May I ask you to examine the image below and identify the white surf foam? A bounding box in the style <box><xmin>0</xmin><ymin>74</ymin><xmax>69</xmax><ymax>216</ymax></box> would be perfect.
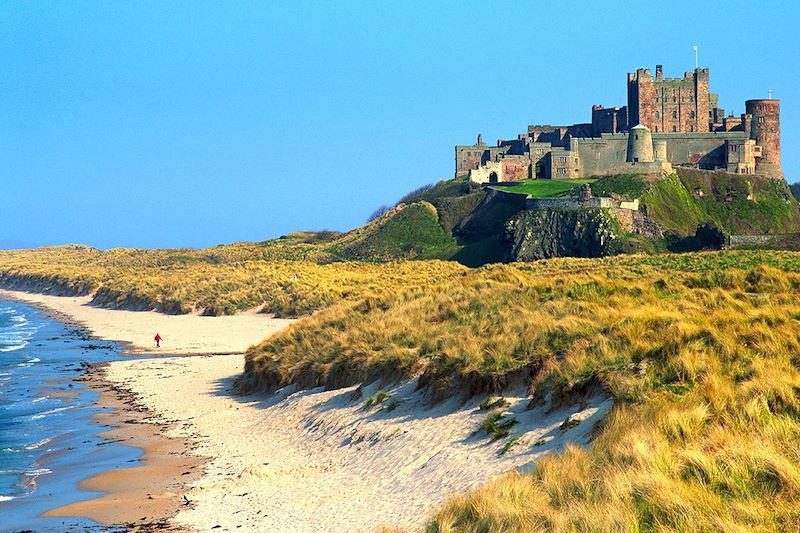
<box><xmin>0</xmin><ymin>343</ymin><xmax>27</xmax><ymax>353</ymax></box>
<box><xmin>24</xmin><ymin>437</ymin><xmax>53</xmax><ymax>450</ymax></box>
<box><xmin>31</xmin><ymin>406</ymin><xmax>74</xmax><ymax>420</ymax></box>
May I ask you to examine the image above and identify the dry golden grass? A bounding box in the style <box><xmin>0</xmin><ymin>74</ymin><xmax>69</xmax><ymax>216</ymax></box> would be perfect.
<box><xmin>4</xmin><ymin>242</ymin><xmax>800</xmax><ymax>529</ymax></box>
<box><xmin>0</xmin><ymin>243</ymin><xmax>465</xmax><ymax>316</ymax></box>
<box><xmin>237</xmin><ymin>251</ymin><xmax>800</xmax><ymax>531</ymax></box>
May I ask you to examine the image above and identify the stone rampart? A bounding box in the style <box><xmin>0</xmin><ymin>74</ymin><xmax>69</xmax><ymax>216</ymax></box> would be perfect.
<box><xmin>525</xmin><ymin>197</ymin><xmax>614</xmax><ymax>210</ymax></box>
<box><xmin>726</xmin><ymin>234</ymin><xmax>786</xmax><ymax>248</ymax></box>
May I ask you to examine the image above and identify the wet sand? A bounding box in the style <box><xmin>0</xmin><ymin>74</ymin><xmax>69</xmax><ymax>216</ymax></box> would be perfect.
<box><xmin>44</xmin><ymin>363</ymin><xmax>206</xmax><ymax>530</ymax></box>
<box><xmin>4</xmin><ymin>289</ymin><xmax>611</xmax><ymax>532</ymax></box>
<box><xmin>0</xmin><ymin>289</ymin><xmax>294</xmax><ymax>530</ymax></box>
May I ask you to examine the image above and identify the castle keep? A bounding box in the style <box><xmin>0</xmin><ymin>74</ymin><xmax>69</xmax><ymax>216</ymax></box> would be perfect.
<box><xmin>456</xmin><ymin>65</ymin><xmax>783</xmax><ymax>182</ymax></box>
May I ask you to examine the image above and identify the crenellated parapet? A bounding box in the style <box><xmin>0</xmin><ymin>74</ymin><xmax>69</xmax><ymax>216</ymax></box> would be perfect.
<box><xmin>456</xmin><ymin>64</ymin><xmax>784</xmax><ymax>181</ymax></box>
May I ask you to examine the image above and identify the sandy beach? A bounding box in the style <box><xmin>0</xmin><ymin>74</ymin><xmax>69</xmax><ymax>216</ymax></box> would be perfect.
<box><xmin>2</xmin><ymin>289</ymin><xmax>611</xmax><ymax>532</ymax></box>
<box><xmin>0</xmin><ymin>289</ymin><xmax>292</xmax><ymax>355</ymax></box>
<box><xmin>103</xmin><ymin>355</ymin><xmax>610</xmax><ymax>532</ymax></box>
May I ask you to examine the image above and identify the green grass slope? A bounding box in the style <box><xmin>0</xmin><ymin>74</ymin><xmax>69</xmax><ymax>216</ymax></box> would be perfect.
<box><xmin>589</xmin><ymin>169</ymin><xmax>800</xmax><ymax>237</ymax></box>
<box><xmin>328</xmin><ymin>202</ymin><xmax>460</xmax><ymax>261</ymax></box>
<box><xmin>493</xmin><ymin>178</ymin><xmax>596</xmax><ymax>198</ymax></box>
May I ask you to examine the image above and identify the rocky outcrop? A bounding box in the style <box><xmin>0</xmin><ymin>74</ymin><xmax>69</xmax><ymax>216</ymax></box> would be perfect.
<box><xmin>503</xmin><ymin>208</ymin><xmax>616</xmax><ymax>262</ymax></box>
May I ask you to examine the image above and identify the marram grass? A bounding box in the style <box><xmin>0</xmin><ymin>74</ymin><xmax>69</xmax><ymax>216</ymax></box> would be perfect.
<box><xmin>238</xmin><ymin>251</ymin><xmax>800</xmax><ymax>531</ymax></box>
<box><xmin>0</xmin><ymin>243</ymin><xmax>465</xmax><ymax>317</ymax></box>
<box><xmin>3</xmin><ymin>244</ymin><xmax>800</xmax><ymax>530</ymax></box>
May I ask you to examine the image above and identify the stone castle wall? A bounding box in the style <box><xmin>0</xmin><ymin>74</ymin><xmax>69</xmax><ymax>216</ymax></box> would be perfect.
<box><xmin>627</xmin><ymin>67</ymin><xmax>709</xmax><ymax>133</ymax></box>
<box><xmin>525</xmin><ymin>197</ymin><xmax>614</xmax><ymax>210</ymax></box>
<box><xmin>456</xmin><ymin>64</ymin><xmax>783</xmax><ymax>180</ymax></box>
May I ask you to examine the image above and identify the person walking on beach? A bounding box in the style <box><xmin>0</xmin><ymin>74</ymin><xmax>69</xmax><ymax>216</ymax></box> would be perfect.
<box><xmin>154</xmin><ymin>333</ymin><xmax>162</xmax><ymax>348</ymax></box>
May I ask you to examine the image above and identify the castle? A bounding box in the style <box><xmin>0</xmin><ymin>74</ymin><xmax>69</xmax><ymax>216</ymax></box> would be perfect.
<box><xmin>456</xmin><ymin>64</ymin><xmax>783</xmax><ymax>182</ymax></box>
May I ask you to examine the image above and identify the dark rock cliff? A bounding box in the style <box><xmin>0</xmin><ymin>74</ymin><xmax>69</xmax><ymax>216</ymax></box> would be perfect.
<box><xmin>503</xmin><ymin>208</ymin><xmax>616</xmax><ymax>262</ymax></box>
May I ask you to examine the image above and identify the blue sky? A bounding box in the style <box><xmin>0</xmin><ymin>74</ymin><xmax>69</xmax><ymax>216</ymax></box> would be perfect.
<box><xmin>2</xmin><ymin>1</ymin><xmax>798</xmax><ymax>249</ymax></box>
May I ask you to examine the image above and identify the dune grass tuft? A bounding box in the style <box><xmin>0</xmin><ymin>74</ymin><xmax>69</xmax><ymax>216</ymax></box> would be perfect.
<box><xmin>232</xmin><ymin>250</ymin><xmax>800</xmax><ymax>531</ymax></box>
<box><xmin>481</xmin><ymin>412</ymin><xmax>519</xmax><ymax>441</ymax></box>
<box><xmin>4</xmin><ymin>244</ymin><xmax>800</xmax><ymax>529</ymax></box>
<box><xmin>362</xmin><ymin>390</ymin><xmax>390</xmax><ymax>410</ymax></box>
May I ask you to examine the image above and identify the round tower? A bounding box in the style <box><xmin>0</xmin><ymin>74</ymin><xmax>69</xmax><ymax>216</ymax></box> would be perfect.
<box><xmin>745</xmin><ymin>99</ymin><xmax>783</xmax><ymax>179</ymax></box>
<box><xmin>627</xmin><ymin>124</ymin><xmax>654</xmax><ymax>163</ymax></box>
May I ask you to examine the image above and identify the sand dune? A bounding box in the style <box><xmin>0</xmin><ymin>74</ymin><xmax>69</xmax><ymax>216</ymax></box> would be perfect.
<box><xmin>106</xmin><ymin>354</ymin><xmax>611</xmax><ymax>532</ymax></box>
<box><xmin>3</xmin><ymin>289</ymin><xmax>612</xmax><ymax>531</ymax></box>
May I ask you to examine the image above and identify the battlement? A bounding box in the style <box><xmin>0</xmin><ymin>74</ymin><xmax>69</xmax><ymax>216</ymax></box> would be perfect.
<box><xmin>456</xmin><ymin>63</ymin><xmax>783</xmax><ymax>180</ymax></box>
<box><xmin>628</xmin><ymin>66</ymin><xmax>709</xmax><ymax>82</ymax></box>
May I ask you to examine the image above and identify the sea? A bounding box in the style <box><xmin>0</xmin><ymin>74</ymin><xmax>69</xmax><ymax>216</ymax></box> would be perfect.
<box><xmin>0</xmin><ymin>298</ymin><xmax>138</xmax><ymax>532</ymax></box>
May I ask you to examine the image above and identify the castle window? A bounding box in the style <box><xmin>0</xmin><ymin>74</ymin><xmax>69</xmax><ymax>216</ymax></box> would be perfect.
<box><xmin>690</xmin><ymin>111</ymin><xmax>695</xmax><ymax>119</ymax></box>
<box><xmin>655</xmin><ymin>97</ymin><xmax>659</xmax><ymax>103</ymax></box>
<box><xmin>672</xmin><ymin>126</ymin><xmax>677</xmax><ymax>132</ymax></box>
<box><xmin>690</xmin><ymin>126</ymin><xmax>694</xmax><ymax>132</ymax></box>
<box><xmin>672</xmin><ymin>111</ymin><xmax>677</xmax><ymax>119</ymax></box>
<box><xmin>557</xmin><ymin>168</ymin><xmax>567</xmax><ymax>175</ymax></box>
<box><xmin>673</xmin><ymin>96</ymin><xmax>677</xmax><ymax>103</ymax></box>
<box><xmin>559</xmin><ymin>156</ymin><xmax>566</xmax><ymax>163</ymax></box>
<box><xmin>655</xmin><ymin>111</ymin><xmax>660</xmax><ymax>120</ymax></box>
<box><xmin>758</xmin><ymin>117</ymin><xmax>765</xmax><ymax>124</ymax></box>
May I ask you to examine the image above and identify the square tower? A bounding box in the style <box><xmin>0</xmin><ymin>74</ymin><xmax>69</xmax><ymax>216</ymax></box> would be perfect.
<box><xmin>627</xmin><ymin>66</ymin><xmax>710</xmax><ymax>133</ymax></box>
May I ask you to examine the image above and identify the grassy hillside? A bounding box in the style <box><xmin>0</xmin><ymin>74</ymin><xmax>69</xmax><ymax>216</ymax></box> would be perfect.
<box><xmin>328</xmin><ymin>202</ymin><xmax>460</xmax><ymax>261</ymax></box>
<box><xmin>237</xmin><ymin>250</ymin><xmax>800</xmax><ymax>531</ymax></box>
<box><xmin>333</xmin><ymin>170</ymin><xmax>799</xmax><ymax>266</ymax></box>
<box><xmin>0</xmin><ymin>245</ymin><xmax>464</xmax><ymax>316</ymax></box>
<box><xmin>398</xmin><ymin>176</ymin><xmax>473</xmax><ymax>205</ymax></box>
<box><xmin>4</xmin><ymin>172</ymin><xmax>797</xmax><ymax>317</ymax></box>
<box><xmin>590</xmin><ymin>169</ymin><xmax>800</xmax><ymax>237</ymax></box>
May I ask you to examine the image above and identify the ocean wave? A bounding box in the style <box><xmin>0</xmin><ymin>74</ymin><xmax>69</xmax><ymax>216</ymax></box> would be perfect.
<box><xmin>27</xmin><ymin>357</ymin><xmax>40</xmax><ymax>363</ymax></box>
<box><xmin>0</xmin><ymin>495</ymin><xmax>16</xmax><ymax>502</ymax></box>
<box><xmin>31</xmin><ymin>406</ymin><xmax>74</xmax><ymax>420</ymax></box>
<box><xmin>0</xmin><ymin>343</ymin><xmax>27</xmax><ymax>353</ymax></box>
<box><xmin>24</xmin><ymin>468</ymin><xmax>52</xmax><ymax>476</ymax></box>
<box><xmin>20</xmin><ymin>468</ymin><xmax>52</xmax><ymax>490</ymax></box>
<box><xmin>0</xmin><ymin>325</ymin><xmax>35</xmax><ymax>351</ymax></box>
<box><xmin>24</xmin><ymin>437</ymin><xmax>53</xmax><ymax>450</ymax></box>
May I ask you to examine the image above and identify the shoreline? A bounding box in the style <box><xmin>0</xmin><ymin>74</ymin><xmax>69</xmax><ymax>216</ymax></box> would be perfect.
<box><xmin>2</xmin><ymin>288</ymin><xmax>611</xmax><ymax>532</ymax></box>
<box><xmin>0</xmin><ymin>288</ymin><xmax>294</xmax><ymax>530</ymax></box>
<box><xmin>44</xmin><ymin>361</ymin><xmax>207</xmax><ymax>529</ymax></box>
<box><xmin>0</xmin><ymin>289</ymin><xmax>294</xmax><ymax>356</ymax></box>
